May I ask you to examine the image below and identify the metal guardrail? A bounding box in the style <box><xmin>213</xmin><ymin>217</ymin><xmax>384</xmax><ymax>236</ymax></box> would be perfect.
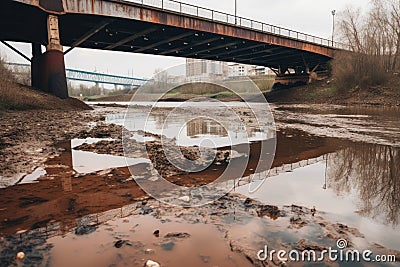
<box><xmin>126</xmin><ymin>0</ymin><xmax>349</xmax><ymax>50</ymax></box>
<box><xmin>65</xmin><ymin>69</ymin><xmax>148</xmax><ymax>86</ymax></box>
<box><xmin>4</xmin><ymin>63</ymin><xmax>149</xmax><ymax>86</ymax></box>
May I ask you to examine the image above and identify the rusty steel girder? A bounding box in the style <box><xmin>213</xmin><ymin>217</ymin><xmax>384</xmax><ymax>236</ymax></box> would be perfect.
<box><xmin>13</xmin><ymin>0</ymin><xmax>336</xmax><ymax>59</ymax></box>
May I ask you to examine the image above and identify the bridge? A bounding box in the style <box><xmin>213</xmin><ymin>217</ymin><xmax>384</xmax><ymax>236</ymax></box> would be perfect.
<box><xmin>0</xmin><ymin>0</ymin><xmax>343</xmax><ymax>98</ymax></box>
<box><xmin>5</xmin><ymin>63</ymin><xmax>148</xmax><ymax>87</ymax></box>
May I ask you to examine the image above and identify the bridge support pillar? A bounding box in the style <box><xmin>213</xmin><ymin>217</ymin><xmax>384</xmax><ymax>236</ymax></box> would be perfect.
<box><xmin>31</xmin><ymin>15</ymin><xmax>68</xmax><ymax>99</ymax></box>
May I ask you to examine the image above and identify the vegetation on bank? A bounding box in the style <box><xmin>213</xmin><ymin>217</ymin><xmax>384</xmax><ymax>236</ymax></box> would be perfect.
<box><xmin>0</xmin><ymin>59</ymin><xmax>90</xmax><ymax>111</ymax></box>
<box><xmin>332</xmin><ymin>0</ymin><xmax>400</xmax><ymax>91</ymax></box>
<box><xmin>266</xmin><ymin>75</ymin><xmax>400</xmax><ymax>106</ymax></box>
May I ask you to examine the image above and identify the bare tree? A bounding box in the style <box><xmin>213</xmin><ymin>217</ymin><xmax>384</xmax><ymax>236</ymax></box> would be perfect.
<box><xmin>333</xmin><ymin>0</ymin><xmax>400</xmax><ymax>89</ymax></box>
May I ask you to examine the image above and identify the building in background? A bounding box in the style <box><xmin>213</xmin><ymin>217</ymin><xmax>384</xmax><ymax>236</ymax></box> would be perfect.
<box><xmin>186</xmin><ymin>59</ymin><xmax>275</xmax><ymax>80</ymax></box>
<box><xmin>186</xmin><ymin>58</ymin><xmax>228</xmax><ymax>81</ymax></box>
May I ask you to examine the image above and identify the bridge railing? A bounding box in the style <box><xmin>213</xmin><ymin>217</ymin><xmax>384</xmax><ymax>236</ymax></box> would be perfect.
<box><xmin>4</xmin><ymin>63</ymin><xmax>149</xmax><ymax>87</ymax></box>
<box><xmin>127</xmin><ymin>0</ymin><xmax>350</xmax><ymax>50</ymax></box>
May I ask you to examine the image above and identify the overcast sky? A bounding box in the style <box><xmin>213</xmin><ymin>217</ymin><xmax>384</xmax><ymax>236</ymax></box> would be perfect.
<box><xmin>0</xmin><ymin>0</ymin><xmax>368</xmax><ymax>79</ymax></box>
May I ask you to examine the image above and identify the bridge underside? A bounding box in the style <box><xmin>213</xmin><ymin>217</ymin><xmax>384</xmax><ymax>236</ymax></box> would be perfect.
<box><xmin>0</xmin><ymin>0</ymin><xmax>334</xmax><ymax>98</ymax></box>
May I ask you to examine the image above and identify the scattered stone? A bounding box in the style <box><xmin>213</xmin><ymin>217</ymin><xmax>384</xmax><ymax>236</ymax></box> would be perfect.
<box><xmin>16</xmin><ymin>229</ymin><xmax>28</xmax><ymax>235</ymax></box>
<box><xmin>243</xmin><ymin>198</ymin><xmax>254</xmax><ymax>207</ymax></box>
<box><xmin>141</xmin><ymin>206</ymin><xmax>154</xmax><ymax>215</ymax></box>
<box><xmin>311</xmin><ymin>206</ymin><xmax>316</xmax><ymax>216</ymax></box>
<box><xmin>144</xmin><ymin>260</ymin><xmax>160</xmax><ymax>267</ymax></box>
<box><xmin>16</xmin><ymin>252</ymin><xmax>25</xmax><ymax>260</ymax></box>
<box><xmin>153</xmin><ymin>230</ymin><xmax>160</xmax><ymax>237</ymax></box>
<box><xmin>178</xmin><ymin>196</ymin><xmax>190</xmax><ymax>202</ymax></box>
<box><xmin>75</xmin><ymin>225</ymin><xmax>97</xmax><ymax>235</ymax></box>
<box><xmin>289</xmin><ymin>216</ymin><xmax>307</xmax><ymax>229</ymax></box>
<box><xmin>257</xmin><ymin>205</ymin><xmax>281</xmax><ymax>219</ymax></box>
<box><xmin>114</xmin><ymin>240</ymin><xmax>130</xmax><ymax>248</ymax></box>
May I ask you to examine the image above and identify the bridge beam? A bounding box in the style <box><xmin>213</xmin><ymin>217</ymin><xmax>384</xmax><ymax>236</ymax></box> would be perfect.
<box><xmin>31</xmin><ymin>15</ymin><xmax>68</xmax><ymax>99</ymax></box>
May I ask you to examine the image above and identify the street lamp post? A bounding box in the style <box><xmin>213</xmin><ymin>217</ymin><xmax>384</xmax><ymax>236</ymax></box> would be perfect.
<box><xmin>235</xmin><ymin>0</ymin><xmax>237</xmax><ymax>24</ymax></box>
<box><xmin>331</xmin><ymin>10</ymin><xmax>336</xmax><ymax>46</ymax></box>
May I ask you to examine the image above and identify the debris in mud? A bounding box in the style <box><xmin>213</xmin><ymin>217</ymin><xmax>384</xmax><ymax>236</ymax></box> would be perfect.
<box><xmin>164</xmin><ymin>232</ymin><xmax>191</xmax><ymax>239</ymax></box>
<box><xmin>257</xmin><ymin>205</ymin><xmax>282</xmax><ymax>220</ymax></box>
<box><xmin>289</xmin><ymin>215</ymin><xmax>307</xmax><ymax>229</ymax></box>
<box><xmin>75</xmin><ymin>225</ymin><xmax>97</xmax><ymax>236</ymax></box>
<box><xmin>153</xmin><ymin>230</ymin><xmax>160</xmax><ymax>237</ymax></box>
<box><xmin>114</xmin><ymin>240</ymin><xmax>131</xmax><ymax>248</ymax></box>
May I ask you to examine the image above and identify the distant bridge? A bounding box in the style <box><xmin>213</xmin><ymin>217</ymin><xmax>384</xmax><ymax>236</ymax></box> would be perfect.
<box><xmin>5</xmin><ymin>63</ymin><xmax>148</xmax><ymax>87</ymax></box>
<box><xmin>0</xmin><ymin>0</ymin><xmax>345</xmax><ymax>98</ymax></box>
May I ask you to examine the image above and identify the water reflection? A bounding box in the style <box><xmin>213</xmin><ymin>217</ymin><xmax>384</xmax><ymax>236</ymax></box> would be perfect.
<box><xmin>109</xmin><ymin>112</ymin><xmax>273</xmax><ymax>148</ymax></box>
<box><xmin>327</xmin><ymin>143</ymin><xmax>400</xmax><ymax>226</ymax></box>
<box><xmin>186</xmin><ymin>118</ymin><xmax>228</xmax><ymax>137</ymax></box>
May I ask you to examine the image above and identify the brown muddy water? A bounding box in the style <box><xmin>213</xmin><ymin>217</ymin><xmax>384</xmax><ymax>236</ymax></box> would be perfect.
<box><xmin>0</xmin><ymin>103</ymin><xmax>400</xmax><ymax>267</ymax></box>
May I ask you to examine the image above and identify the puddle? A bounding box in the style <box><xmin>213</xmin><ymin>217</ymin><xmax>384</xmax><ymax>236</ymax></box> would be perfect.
<box><xmin>47</xmin><ymin>214</ymin><xmax>252</xmax><ymax>267</ymax></box>
<box><xmin>72</xmin><ymin>149</ymin><xmax>149</xmax><ymax>174</ymax></box>
<box><xmin>108</xmin><ymin>112</ymin><xmax>273</xmax><ymax>148</ymax></box>
<box><xmin>237</xmin><ymin>142</ymin><xmax>400</xmax><ymax>250</ymax></box>
<box><xmin>1</xmin><ymin>103</ymin><xmax>400</xmax><ymax>266</ymax></box>
<box><xmin>0</xmin><ymin>173</ymin><xmax>25</xmax><ymax>188</ymax></box>
<box><xmin>18</xmin><ymin>167</ymin><xmax>46</xmax><ymax>185</ymax></box>
<box><xmin>71</xmin><ymin>138</ymin><xmax>150</xmax><ymax>174</ymax></box>
<box><xmin>0</xmin><ymin>168</ymin><xmax>46</xmax><ymax>188</ymax></box>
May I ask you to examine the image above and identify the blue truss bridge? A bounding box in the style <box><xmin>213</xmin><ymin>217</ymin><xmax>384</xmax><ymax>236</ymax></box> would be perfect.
<box><xmin>4</xmin><ymin>62</ymin><xmax>148</xmax><ymax>87</ymax></box>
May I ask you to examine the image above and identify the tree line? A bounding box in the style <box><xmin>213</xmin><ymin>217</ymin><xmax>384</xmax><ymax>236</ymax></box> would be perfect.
<box><xmin>333</xmin><ymin>0</ymin><xmax>400</xmax><ymax>89</ymax></box>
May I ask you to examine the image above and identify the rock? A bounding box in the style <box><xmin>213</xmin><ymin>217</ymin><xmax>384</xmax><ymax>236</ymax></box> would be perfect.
<box><xmin>153</xmin><ymin>229</ymin><xmax>160</xmax><ymax>237</ymax></box>
<box><xmin>141</xmin><ymin>206</ymin><xmax>154</xmax><ymax>215</ymax></box>
<box><xmin>178</xmin><ymin>196</ymin><xmax>190</xmax><ymax>202</ymax></box>
<box><xmin>257</xmin><ymin>205</ymin><xmax>281</xmax><ymax>219</ymax></box>
<box><xmin>243</xmin><ymin>198</ymin><xmax>253</xmax><ymax>207</ymax></box>
<box><xmin>75</xmin><ymin>225</ymin><xmax>97</xmax><ymax>235</ymax></box>
<box><xmin>114</xmin><ymin>240</ymin><xmax>127</xmax><ymax>248</ymax></box>
<box><xmin>144</xmin><ymin>260</ymin><xmax>160</xmax><ymax>267</ymax></box>
<box><xmin>16</xmin><ymin>252</ymin><xmax>25</xmax><ymax>260</ymax></box>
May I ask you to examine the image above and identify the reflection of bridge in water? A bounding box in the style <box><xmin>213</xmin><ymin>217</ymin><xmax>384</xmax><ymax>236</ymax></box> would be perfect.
<box><xmin>4</xmin><ymin>141</ymin><xmax>400</xmax><ymax>248</ymax></box>
<box><xmin>5</xmin><ymin>154</ymin><xmax>327</xmax><ymax>244</ymax></box>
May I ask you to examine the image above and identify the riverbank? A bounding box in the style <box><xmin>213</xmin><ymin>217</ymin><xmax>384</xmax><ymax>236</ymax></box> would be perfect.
<box><xmin>266</xmin><ymin>75</ymin><xmax>400</xmax><ymax>107</ymax></box>
<box><xmin>0</xmin><ymin>82</ymin><xmax>91</xmax><ymax>111</ymax></box>
<box><xmin>90</xmin><ymin>76</ymin><xmax>400</xmax><ymax>107</ymax></box>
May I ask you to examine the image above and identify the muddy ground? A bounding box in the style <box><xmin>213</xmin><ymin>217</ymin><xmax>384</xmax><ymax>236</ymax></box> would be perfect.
<box><xmin>0</xmin><ymin>104</ymin><xmax>399</xmax><ymax>266</ymax></box>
